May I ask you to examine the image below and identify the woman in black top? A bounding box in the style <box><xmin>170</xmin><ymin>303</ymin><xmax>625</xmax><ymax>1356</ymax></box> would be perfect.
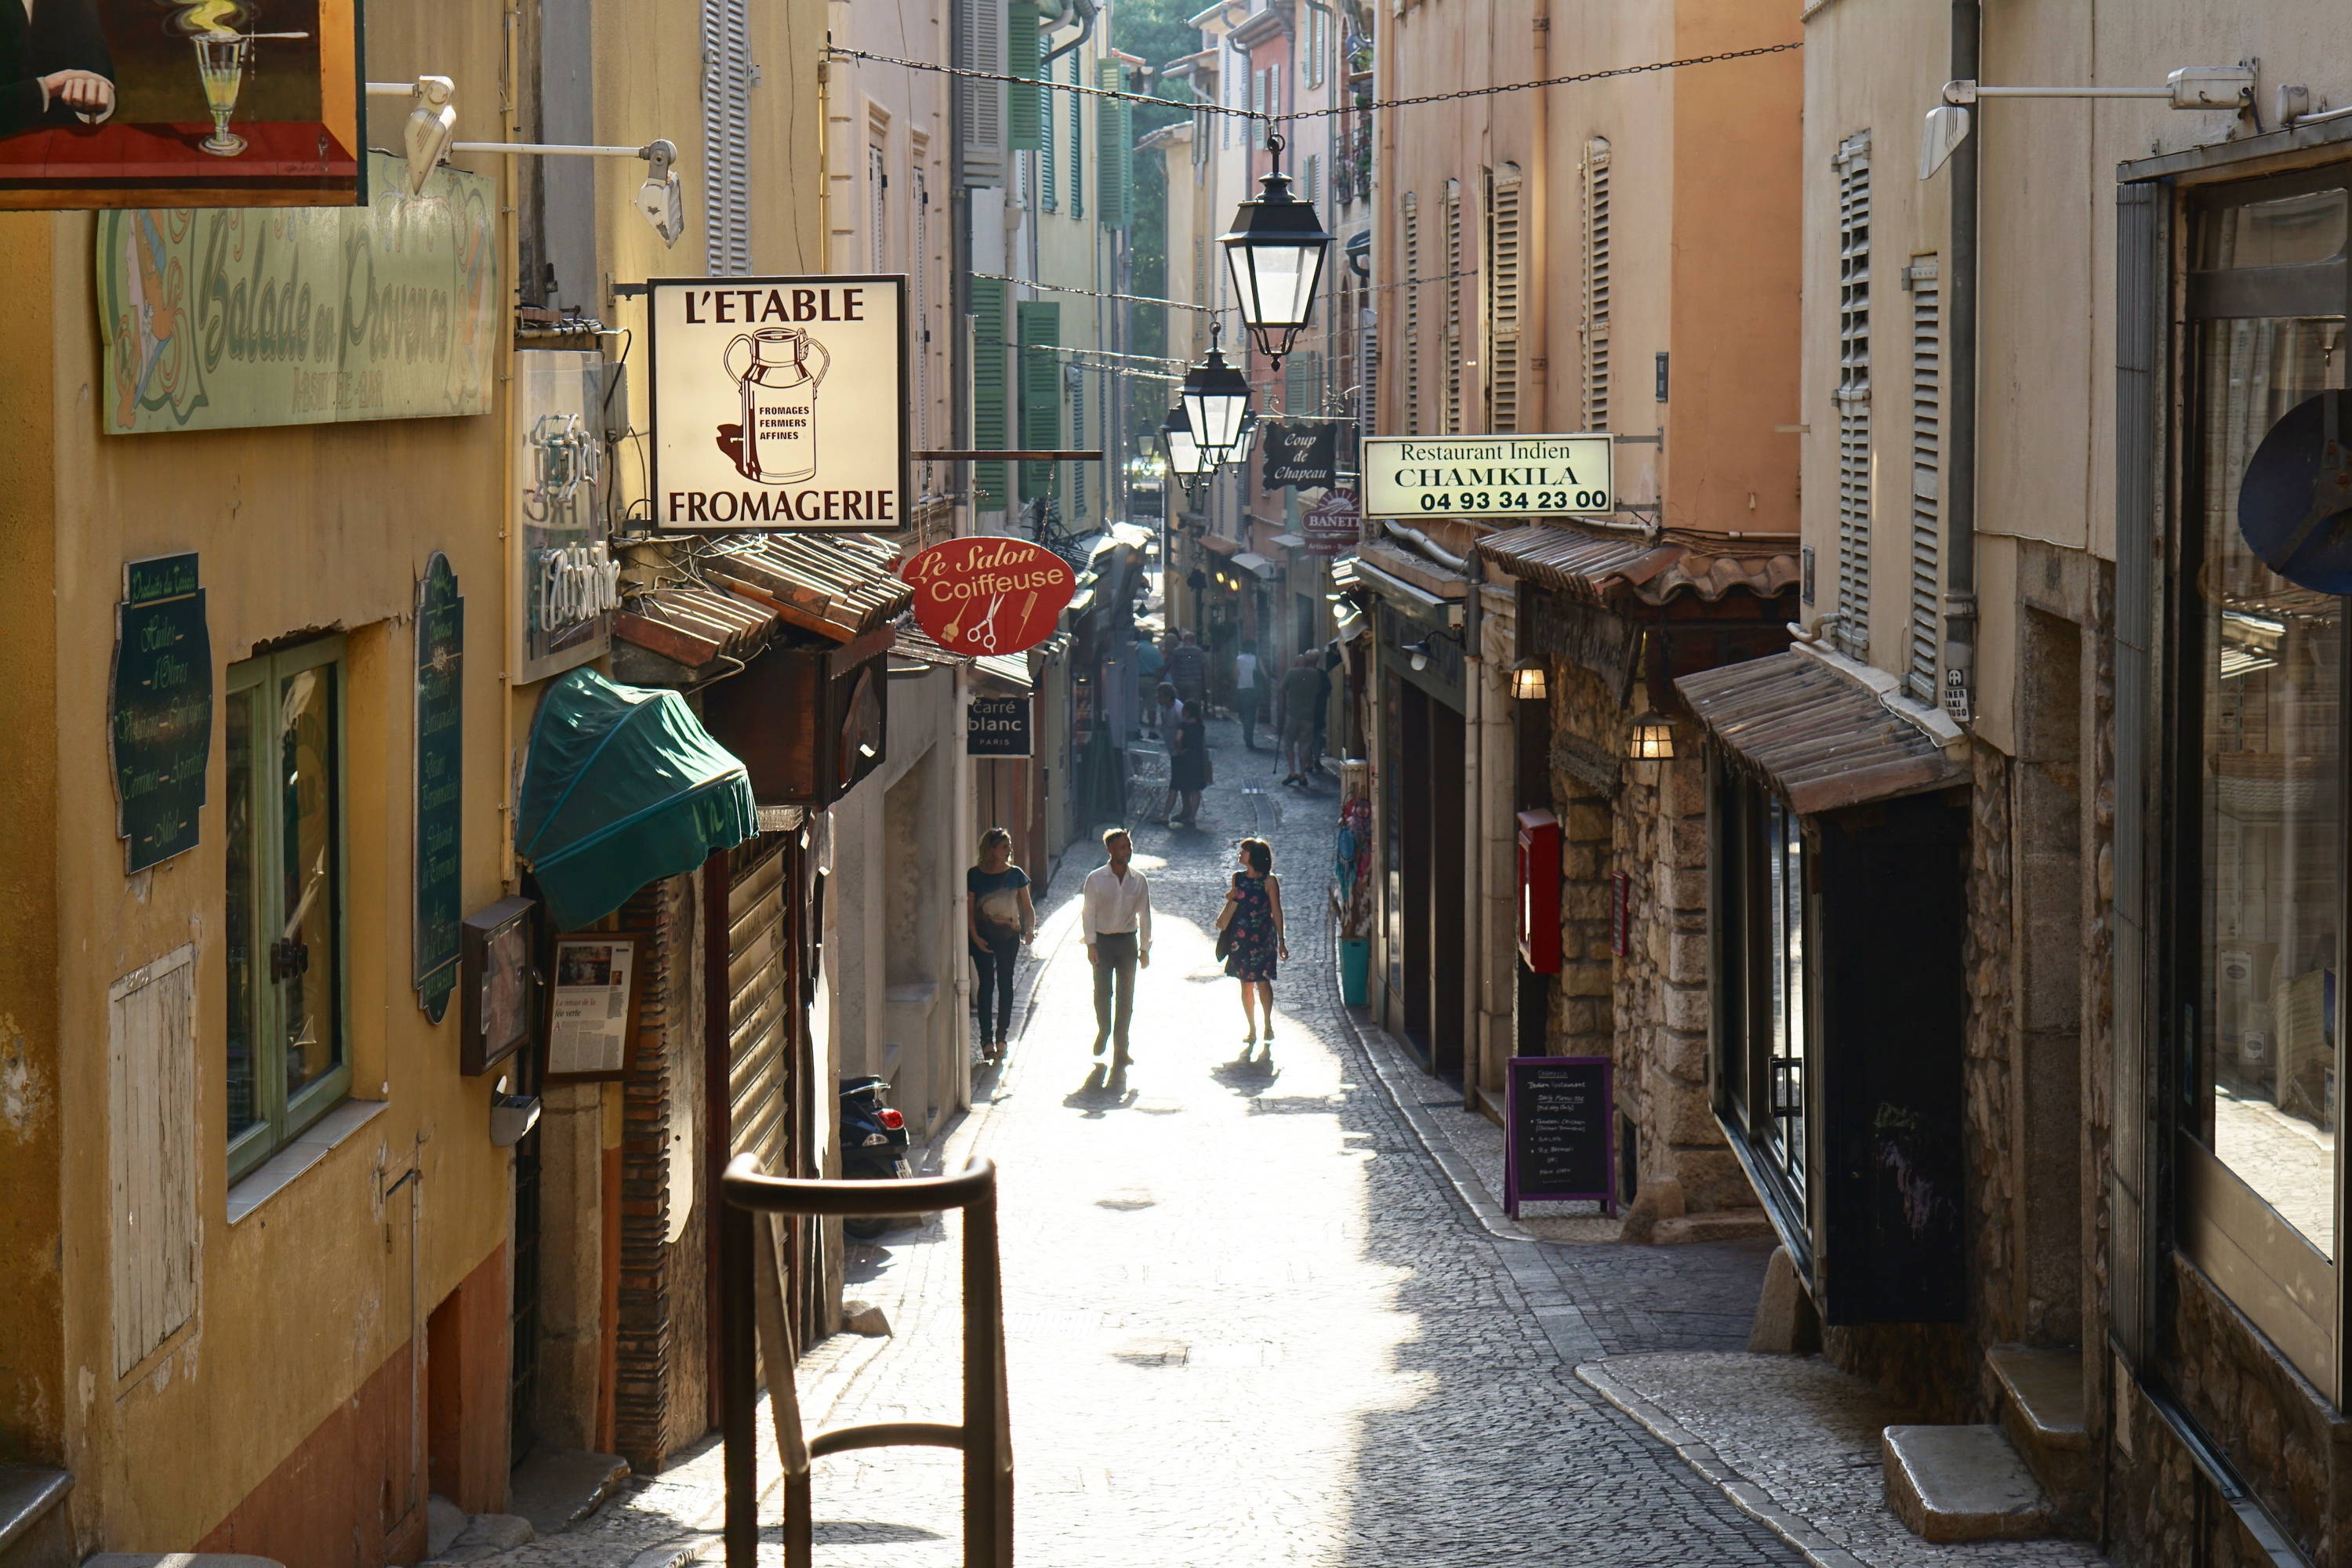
<box><xmin>967</xmin><ymin>827</ymin><xmax>1034</xmax><ymax>1060</ymax></box>
<box><xmin>1167</xmin><ymin>693</ymin><xmax>1210</xmax><ymax>827</ymax></box>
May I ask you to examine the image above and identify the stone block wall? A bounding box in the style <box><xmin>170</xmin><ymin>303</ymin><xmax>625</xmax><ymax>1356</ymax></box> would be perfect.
<box><xmin>1544</xmin><ymin>655</ymin><xmax>1750</xmax><ymax>1225</ymax></box>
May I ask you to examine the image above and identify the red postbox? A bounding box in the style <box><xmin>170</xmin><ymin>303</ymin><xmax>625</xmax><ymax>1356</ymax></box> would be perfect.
<box><xmin>1516</xmin><ymin>809</ymin><xmax>1562</xmax><ymax>973</ymax></box>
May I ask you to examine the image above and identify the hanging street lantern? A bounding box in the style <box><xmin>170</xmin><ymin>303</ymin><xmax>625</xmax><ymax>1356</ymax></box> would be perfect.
<box><xmin>1626</xmin><ymin>710</ymin><xmax>1676</xmax><ymax>760</ymax></box>
<box><xmin>1158</xmin><ymin>403</ymin><xmax>1214</xmax><ymax>500</ymax></box>
<box><xmin>1219</xmin><ymin>132</ymin><xmax>1335</xmax><ymax>365</ymax></box>
<box><xmin>1223</xmin><ymin>411</ymin><xmax>1261</xmax><ymax>471</ymax></box>
<box><xmin>1508</xmin><ymin>657</ymin><xmax>1548</xmax><ymax>702</ymax></box>
<box><xmin>1181</xmin><ymin>321</ymin><xmax>1254</xmax><ymax>461</ymax></box>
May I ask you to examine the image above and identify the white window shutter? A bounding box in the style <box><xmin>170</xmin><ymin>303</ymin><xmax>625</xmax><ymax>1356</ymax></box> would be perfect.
<box><xmin>700</xmin><ymin>0</ymin><xmax>753</xmax><ymax>274</ymax></box>
<box><xmin>1834</xmin><ymin>132</ymin><xmax>1873</xmax><ymax>660</ymax></box>
<box><xmin>1907</xmin><ymin>256</ymin><xmax>1942</xmax><ymax>700</ymax></box>
<box><xmin>956</xmin><ymin>0</ymin><xmax>1007</xmax><ymax>187</ymax></box>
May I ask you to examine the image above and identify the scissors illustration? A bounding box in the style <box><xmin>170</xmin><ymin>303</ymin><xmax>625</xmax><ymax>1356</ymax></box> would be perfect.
<box><xmin>969</xmin><ymin>593</ymin><xmax>1006</xmax><ymax>652</ymax></box>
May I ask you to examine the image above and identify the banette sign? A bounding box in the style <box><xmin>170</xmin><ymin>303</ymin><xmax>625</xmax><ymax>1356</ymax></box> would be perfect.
<box><xmin>1360</xmin><ymin>434</ymin><xmax>1614</xmax><ymax>520</ymax></box>
<box><xmin>648</xmin><ymin>274</ymin><xmax>909</xmax><ymax>532</ymax></box>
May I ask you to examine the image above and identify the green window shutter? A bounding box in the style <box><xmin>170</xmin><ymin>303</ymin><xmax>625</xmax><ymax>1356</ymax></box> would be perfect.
<box><xmin>1286</xmin><ymin>355</ymin><xmax>1310</xmax><ymax>410</ymax></box>
<box><xmin>971</xmin><ymin>277</ymin><xmax>1009</xmax><ymax>509</ymax></box>
<box><xmin>1007</xmin><ymin>2</ymin><xmax>1043</xmax><ymax>152</ymax></box>
<box><xmin>1069</xmin><ymin>52</ymin><xmax>1084</xmax><ymax>220</ymax></box>
<box><xmin>1039</xmin><ymin>43</ymin><xmax>1058</xmax><ymax>210</ymax></box>
<box><xmin>1071</xmin><ymin>374</ymin><xmax>1088</xmax><ymax>520</ymax></box>
<box><xmin>1018</xmin><ymin>301</ymin><xmax>1061</xmax><ymax>499</ymax></box>
<box><xmin>1096</xmin><ymin>58</ymin><xmax>1131</xmax><ymax>228</ymax></box>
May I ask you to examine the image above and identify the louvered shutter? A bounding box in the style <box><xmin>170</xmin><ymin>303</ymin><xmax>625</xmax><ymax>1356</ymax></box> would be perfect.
<box><xmin>1286</xmin><ymin>355</ymin><xmax>1310</xmax><ymax>410</ymax></box>
<box><xmin>1834</xmin><ymin>132</ymin><xmax>1872</xmax><ymax>659</ymax></box>
<box><xmin>1007</xmin><ymin>2</ymin><xmax>1043</xmax><ymax>152</ymax></box>
<box><xmin>1068</xmin><ymin>50</ymin><xmax>1083</xmax><ymax>219</ymax></box>
<box><xmin>1443</xmin><ymin>180</ymin><xmax>1463</xmax><ymax>434</ymax></box>
<box><xmin>1907</xmin><ymin>256</ymin><xmax>1941</xmax><ymax>699</ymax></box>
<box><xmin>1402</xmin><ymin>191</ymin><xmax>1421</xmax><ymax>435</ymax></box>
<box><xmin>1036</xmin><ymin>26</ymin><xmax>1057</xmax><ymax>211</ymax></box>
<box><xmin>700</xmin><ymin>0</ymin><xmax>753</xmax><ymax>274</ymax></box>
<box><xmin>971</xmin><ymin>277</ymin><xmax>1010</xmax><ymax>509</ymax></box>
<box><xmin>1096</xmin><ymin>58</ymin><xmax>1131</xmax><ymax>228</ymax></box>
<box><xmin>1018</xmin><ymin>301</ymin><xmax>1062</xmax><ymax>499</ymax></box>
<box><xmin>1487</xmin><ymin>164</ymin><xmax>1522</xmax><ymax>433</ymax></box>
<box><xmin>1581</xmin><ymin>139</ymin><xmax>1610</xmax><ymax>431</ymax></box>
<box><xmin>1071</xmin><ymin>371</ymin><xmax>1088</xmax><ymax>519</ymax></box>
<box><xmin>958</xmin><ymin>0</ymin><xmax>1007</xmax><ymax>186</ymax></box>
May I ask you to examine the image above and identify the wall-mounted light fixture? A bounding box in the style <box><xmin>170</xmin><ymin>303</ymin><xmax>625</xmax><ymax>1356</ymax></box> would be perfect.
<box><xmin>1509</xmin><ymin>657</ymin><xmax>1548</xmax><ymax>702</ymax></box>
<box><xmin>366</xmin><ymin>76</ymin><xmax>684</xmax><ymax>244</ymax></box>
<box><xmin>1920</xmin><ymin>64</ymin><xmax>2253</xmax><ymax>179</ymax></box>
<box><xmin>1625</xmin><ymin>710</ymin><xmax>1675</xmax><ymax>761</ymax></box>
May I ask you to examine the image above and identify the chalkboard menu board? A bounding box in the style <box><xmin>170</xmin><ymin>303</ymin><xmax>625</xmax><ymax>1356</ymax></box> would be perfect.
<box><xmin>111</xmin><ymin>554</ymin><xmax>212</xmax><ymax>873</ymax></box>
<box><xmin>414</xmin><ymin>554</ymin><xmax>465</xmax><ymax>1022</ymax></box>
<box><xmin>1505</xmin><ymin>1055</ymin><xmax>1615</xmax><ymax>1217</ymax></box>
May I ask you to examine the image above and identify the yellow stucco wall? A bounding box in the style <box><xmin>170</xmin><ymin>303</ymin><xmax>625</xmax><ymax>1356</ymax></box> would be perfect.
<box><xmin>0</xmin><ymin>0</ymin><xmax>829</xmax><ymax>1548</ymax></box>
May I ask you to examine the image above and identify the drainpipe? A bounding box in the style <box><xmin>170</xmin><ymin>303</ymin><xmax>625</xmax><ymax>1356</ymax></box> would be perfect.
<box><xmin>1041</xmin><ymin>0</ymin><xmax>1097</xmax><ymax>67</ymax></box>
<box><xmin>1462</xmin><ymin>547</ymin><xmax>1486</xmax><ymax>1112</ymax></box>
<box><xmin>1526</xmin><ymin>0</ymin><xmax>1550</xmax><ymax>430</ymax></box>
<box><xmin>1944</xmin><ymin>0</ymin><xmax>1979</xmax><ymax>721</ymax></box>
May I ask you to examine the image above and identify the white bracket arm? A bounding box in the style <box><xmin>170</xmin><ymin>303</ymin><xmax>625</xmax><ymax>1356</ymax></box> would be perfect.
<box><xmin>1923</xmin><ymin>65</ymin><xmax>2254</xmax><ymax>177</ymax></box>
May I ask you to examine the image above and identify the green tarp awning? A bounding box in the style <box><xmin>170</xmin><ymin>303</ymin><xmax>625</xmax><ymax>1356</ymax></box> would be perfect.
<box><xmin>517</xmin><ymin>668</ymin><xmax>758</xmax><ymax>931</ymax></box>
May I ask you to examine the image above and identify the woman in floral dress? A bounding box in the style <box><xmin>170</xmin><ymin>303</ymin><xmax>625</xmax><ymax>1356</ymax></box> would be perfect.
<box><xmin>1218</xmin><ymin>837</ymin><xmax>1288</xmax><ymax>1045</ymax></box>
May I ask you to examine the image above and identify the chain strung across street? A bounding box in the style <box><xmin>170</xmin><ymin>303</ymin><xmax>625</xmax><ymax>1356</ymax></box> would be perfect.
<box><xmin>826</xmin><ymin>40</ymin><xmax>1805</xmax><ymax>125</ymax></box>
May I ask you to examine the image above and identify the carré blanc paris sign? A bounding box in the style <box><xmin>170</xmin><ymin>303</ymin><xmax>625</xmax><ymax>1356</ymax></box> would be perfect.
<box><xmin>1360</xmin><ymin>435</ymin><xmax>1614</xmax><ymax>519</ymax></box>
<box><xmin>648</xmin><ymin>275</ymin><xmax>909</xmax><ymax>532</ymax></box>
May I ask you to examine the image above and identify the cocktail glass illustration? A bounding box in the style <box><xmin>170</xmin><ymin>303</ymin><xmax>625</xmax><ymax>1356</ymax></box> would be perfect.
<box><xmin>193</xmin><ymin>29</ymin><xmax>251</xmax><ymax>156</ymax></box>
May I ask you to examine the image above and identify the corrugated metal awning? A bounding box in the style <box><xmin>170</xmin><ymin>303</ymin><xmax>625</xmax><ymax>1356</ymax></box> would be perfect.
<box><xmin>1479</xmin><ymin>521</ymin><xmax>1799</xmax><ymax>607</ymax></box>
<box><xmin>1676</xmin><ymin>651</ymin><xmax>1967</xmax><ymax>816</ymax></box>
<box><xmin>975</xmin><ymin>653</ymin><xmax>1035</xmax><ymax>693</ymax></box>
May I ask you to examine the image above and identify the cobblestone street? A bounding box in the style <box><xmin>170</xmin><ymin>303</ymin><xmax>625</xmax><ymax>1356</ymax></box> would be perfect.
<box><xmin>486</xmin><ymin>718</ymin><xmax>1805</xmax><ymax>1568</ymax></box>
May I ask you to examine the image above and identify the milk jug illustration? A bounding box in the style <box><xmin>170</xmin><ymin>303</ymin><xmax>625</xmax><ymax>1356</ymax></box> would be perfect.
<box><xmin>724</xmin><ymin>327</ymin><xmax>832</xmax><ymax>485</ymax></box>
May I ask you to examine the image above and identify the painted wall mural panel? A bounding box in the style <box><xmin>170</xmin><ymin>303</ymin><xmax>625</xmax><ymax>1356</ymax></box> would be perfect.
<box><xmin>95</xmin><ymin>148</ymin><xmax>495</xmax><ymax>432</ymax></box>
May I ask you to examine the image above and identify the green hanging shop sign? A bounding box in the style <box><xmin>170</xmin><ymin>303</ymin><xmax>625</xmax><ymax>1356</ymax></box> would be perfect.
<box><xmin>111</xmin><ymin>553</ymin><xmax>212</xmax><ymax>874</ymax></box>
<box><xmin>414</xmin><ymin>553</ymin><xmax>465</xmax><ymax>1022</ymax></box>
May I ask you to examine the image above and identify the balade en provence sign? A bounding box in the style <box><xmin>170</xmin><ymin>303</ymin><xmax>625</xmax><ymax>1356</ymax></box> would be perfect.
<box><xmin>96</xmin><ymin>152</ymin><xmax>499</xmax><ymax>434</ymax></box>
<box><xmin>1360</xmin><ymin>435</ymin><xmax>1614</xmax><ymax>520</ymax></box>
<box><xmin>648</xmin><ymin>276</ymin><xmax>910</xmax><ymax>532</ymax></box>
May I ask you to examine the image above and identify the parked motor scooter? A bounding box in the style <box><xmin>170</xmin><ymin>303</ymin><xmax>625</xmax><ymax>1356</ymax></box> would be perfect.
<box><xmin>839</xmin><ymin>1076</ymin><xmax>913</xmax><ymax>1240</ymax></box>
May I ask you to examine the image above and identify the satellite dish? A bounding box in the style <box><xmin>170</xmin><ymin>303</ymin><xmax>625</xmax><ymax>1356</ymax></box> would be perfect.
<box><xmin>2238</xmin><ymin>390</ymin><xmax>2352</xmax><ymax>592</ymax></box>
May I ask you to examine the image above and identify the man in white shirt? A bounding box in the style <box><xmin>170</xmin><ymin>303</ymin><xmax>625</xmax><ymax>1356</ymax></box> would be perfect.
<box><xmin>1080</xmin><ymin>826</ymin><xmax>1153</xmax><ymax>1061</ymax></box>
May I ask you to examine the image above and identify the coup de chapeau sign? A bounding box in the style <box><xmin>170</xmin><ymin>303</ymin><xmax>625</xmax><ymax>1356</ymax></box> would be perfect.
<box><xmin>648</xmin><ymin>275</ymin><xmax>909</xmax><ymax>532</ymax></box>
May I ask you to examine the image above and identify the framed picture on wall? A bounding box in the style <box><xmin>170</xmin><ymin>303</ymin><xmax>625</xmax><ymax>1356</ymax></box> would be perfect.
<box><xmin>543</xmin><ymin>932</ymin><xmax>644</xmax><ymax>1082</ymax></box>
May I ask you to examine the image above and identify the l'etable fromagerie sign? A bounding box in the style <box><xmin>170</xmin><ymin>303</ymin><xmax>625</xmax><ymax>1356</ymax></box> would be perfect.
<box><xmin>1360</xmin><ymin>435</ymin><xmax>1615</xmax><ymax>520</ymax></box>
<box><xmin>648</xmin><ymin>275</ymin><xmax>909</xmax><ymax>532</ymax></box>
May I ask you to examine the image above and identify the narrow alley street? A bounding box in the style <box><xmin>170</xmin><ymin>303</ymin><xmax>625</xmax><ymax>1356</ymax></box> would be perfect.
<box><xmin>486</xmin><ymin>718</ymin><xmax>1799</xmax><ymax>1568</ymax></box>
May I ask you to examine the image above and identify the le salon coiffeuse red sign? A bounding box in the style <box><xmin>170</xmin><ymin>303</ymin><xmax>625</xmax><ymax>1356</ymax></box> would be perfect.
<box><xmin>901</xmin><ymin>539</ymin><xmax>1076</xmax><ymax>657</ymax></box>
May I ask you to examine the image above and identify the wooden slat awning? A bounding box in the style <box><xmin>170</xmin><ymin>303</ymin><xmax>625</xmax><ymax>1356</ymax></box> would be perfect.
<box><xmin>1675</xmin><ymin>651</ymin><xmax>1967</xmax><ymax>816</ymax></box>
<box><xmin>1479</xmin><ymin>521</ymin><xmax>1800</xmax><ymax>607</ymax></box>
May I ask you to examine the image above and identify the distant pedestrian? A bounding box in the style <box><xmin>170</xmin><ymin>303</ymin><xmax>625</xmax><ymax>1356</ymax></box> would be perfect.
<box><xmin>1168</xmin><ymin>690</ymin><xmax>1210</xmax><ymax>826</ymax></box>
<box><xmin>1312</xmin><ymin>638</ymin><xmax>1341</xmax><ymax>770</ymax></box>
<box><xmin>1278</xmin><ymin>651</ymin><xmax>1324</xmax><ymax>787</ymax></box>
<box><xmin>1216</xmin><ymin>837</ymin><xmax>1287</xmax><ymax>1047</ymax></box>
<box><xmin>967</xmin><ymin>828</ymin><xmax>1035</xmax><ymax>1062</ymax></box>
<box><xmin>1232</xmin><ymin>638</ymin><xmax>1262</xmax><ymax>750</ymax></box>
<box><xmin>1167</xmin><ymin>630</ymin><xmax>1208</xmax><ymax>717</ymax></box>
<box><xmin>1135</xmin><ymin>632</ymin><xmax>1165</xmax><ymax>738</ymax></box>
<box><xmin>1081</xmin><ymin>827</ymin><xmax>1154</xmax><ymax>1062</ymax></box>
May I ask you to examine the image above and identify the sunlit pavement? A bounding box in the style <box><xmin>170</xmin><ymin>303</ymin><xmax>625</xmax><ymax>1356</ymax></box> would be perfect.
<box><xmin>480</xmin><ymin>720</ymin><xmax>1802</xmax><ymax>1567</ymax></box>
